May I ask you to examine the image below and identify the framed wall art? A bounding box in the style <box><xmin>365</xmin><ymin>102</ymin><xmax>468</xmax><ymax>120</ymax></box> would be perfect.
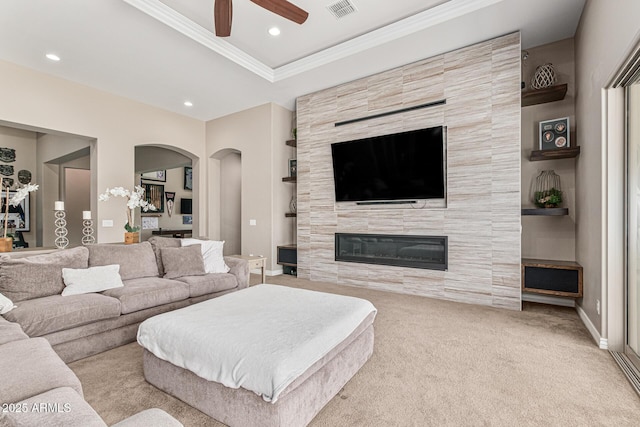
<box><xmin>142</xmin><ymin>183</ymin><xmax>165</xmax><ymax>213</ymax></box>
<box><xmin>539</xmin><ymin>117</ymin><xmax>570</xmax><ymax>150</ymax></box>
<box><xmin>0</xmin><ymin>191</ymin><xmax>30</xmax><ymax>231</ymax></box>
<box><xmin>184</xmin><ymin>166</ymin><xmax>193</xmax><ymax>191</ymax></box>
<box><xmin>141</xmin><ymin>170</ymin><xmax>166</xmax><ymax>182</ymax></box>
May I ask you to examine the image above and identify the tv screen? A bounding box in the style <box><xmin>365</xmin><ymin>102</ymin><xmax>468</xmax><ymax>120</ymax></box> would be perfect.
<box><xmin>180</xmin><ymin>198</ymin><xmax>192</xmax><ymax>214</ymax></box>
<box><xmin>331</xmin><ymin>126</ymin><xmax>445</xmax><ymax>203</ymax></box>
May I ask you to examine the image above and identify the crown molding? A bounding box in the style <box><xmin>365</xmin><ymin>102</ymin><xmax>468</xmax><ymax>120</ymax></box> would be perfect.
<box><xmin>123</xmin><ymin>0</ymin><xmax>505</xmax><ymax>83</ymax></box>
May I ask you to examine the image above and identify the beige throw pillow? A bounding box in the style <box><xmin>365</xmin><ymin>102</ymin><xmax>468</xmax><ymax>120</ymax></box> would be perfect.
<box><xmin>180</xmin><ymin>238</ymin><xmax>229</xmax><ymax>274</ymax></box>
<box><xmin>160</xmin><ymin>245</ymin><xmax>207</xmax><ymax>279</ymax></box>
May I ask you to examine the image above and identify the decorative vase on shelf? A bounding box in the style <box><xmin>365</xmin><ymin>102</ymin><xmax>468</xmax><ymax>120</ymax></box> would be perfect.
<box><xmin>533</xmin><ymin>170</ymin><xmax>563</xmax><ymax>208</ymax></box>
<box><xmin>289</xmin><ymin>196</ymin><xmax>297</xmax><ymax>214</ymax></box>
<box><xmin>0</xmin><ymin>237</ymin><xmax>12</xmax><ymax>252</ymax></box>
<box><xmin>531</xmin><ymin>63</ymin><xmax>557</xmax><ymax>89</ymax></box>
<box><xmin>124</xmin><ymin>232</ymin><xmax>140</xmax><ymax>245</ymax></box>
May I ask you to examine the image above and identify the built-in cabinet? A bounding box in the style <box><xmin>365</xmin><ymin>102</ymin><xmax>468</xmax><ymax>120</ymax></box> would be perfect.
<box><xmin>280</xmin><ymin>139</ymin><xmax>297</xmax><ymax>274</ymax></box>
<box><xmin>521</xmin><ymin>84</ymin><xmax>583</xmax><ymax>298</ymax></box>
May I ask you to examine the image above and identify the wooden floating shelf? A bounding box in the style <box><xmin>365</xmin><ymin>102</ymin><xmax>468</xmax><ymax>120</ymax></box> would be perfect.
<box><xmin>282</xmin><ymin>176</ymin><xmax>297</xmax><ymax>183</ymax></box>
<box><xmin>521</xmin><ymin>208</ymin><xmax>569</xmax><ymax>216</ymax></box>
<box><xmin>530</xmin><ymin>146</ymin><xmax>580</xmax><ymax>161</ymax></box>
<box><xmin>521</xmin><ymin>83</ymin><xmax>568</xmax><ymax>107</ymax></box>
<box><xmin>285</xmin><ymin>139</ymin><xmax>297</xmax><ymax>147</ymax></box>
<box><xmin>285</xmin><ymin>212</ymin><xmax>297</xmax><ymax>218</ymax></box>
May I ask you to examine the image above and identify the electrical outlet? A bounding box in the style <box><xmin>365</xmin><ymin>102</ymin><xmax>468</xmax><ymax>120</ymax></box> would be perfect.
<box><xmin>596</xmin><ymin>300</ymin><xmax>601</xmax><ymax>315</ymax></box>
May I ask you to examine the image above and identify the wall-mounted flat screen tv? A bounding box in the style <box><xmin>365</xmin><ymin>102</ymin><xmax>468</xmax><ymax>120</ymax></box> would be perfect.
<box><xmin>331</xmin><ymin>126</ymin><xmax>445</xmax><ymax>203</ymax></box>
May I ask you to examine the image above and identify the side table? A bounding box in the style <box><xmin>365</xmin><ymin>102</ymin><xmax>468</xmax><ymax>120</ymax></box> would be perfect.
<box><xmin>228</xmin><ymin>254</ymin><xmax>267</xmax><ymax>284</ymax></box>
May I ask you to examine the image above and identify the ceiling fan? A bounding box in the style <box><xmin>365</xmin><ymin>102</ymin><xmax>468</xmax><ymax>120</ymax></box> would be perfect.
<box><xmin>214</xmin><ymin>0</ymin><xmax>309</xmax><ymax>37</ymax></box>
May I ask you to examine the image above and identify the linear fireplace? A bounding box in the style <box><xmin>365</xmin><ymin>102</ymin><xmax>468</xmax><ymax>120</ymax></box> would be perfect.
<box><xmin>335</xmin><ymin>233</ymin><xmax>447</xmax><ymax>271</ymax></box>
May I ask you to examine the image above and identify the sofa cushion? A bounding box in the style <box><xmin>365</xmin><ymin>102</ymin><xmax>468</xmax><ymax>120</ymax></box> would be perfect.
<box><xmin>0</xmin><ymin>315</ymin><xmax>28</xmax><ymax>346</ymax></box>
<box><xmin>102</xmin><ymin>277</ymin><xmax>189</xmax><ymax>314</ymax></box>
<box><xmin>0</xmin><ymin>338</ymin><xmax>83</xmax><ymax>404</ymax></box>
<box><xmin>0</xmin><ymin>246</ymin><xmax>89</xmax><ymax>302</ymax></box>
<box><xmin>1</xmin><ymin>387</ymin><xmax>107</xmax><ymax>427</ymax></box>
<box><xmin>160</xmin><ymin>244</ymin><xmax>206</xmax><ymax>279</ymax></box>
<box><xmin>148</xmin><ymin>236</ymin><xmax>182</xmax><ymax>276</ymax></box>
<box><xmin>3</xmin><ymin>294</ymin><xmax>122</xmax><ymax>337</ymax></box>
<box><xmin>88</xmin><ymin>242</ymin><xmax>159</xmax><ymax>280</ymax></box>
<box><xmin>62</xmin><ymin>264</ymin><xmax>124</xmax><ymax>296</ymax></box>
<box><xmin>175</xmin><ymin>273</ymin><xmax>238</xmax><ymax>298</ymax></box>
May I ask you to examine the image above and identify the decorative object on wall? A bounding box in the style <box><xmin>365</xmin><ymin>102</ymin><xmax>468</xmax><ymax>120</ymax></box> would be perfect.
<box><xmin>1</xmin><ymin>178</ymin><xmax>13</xmax><ymax>188</ymax></box>
<box><xmin>81</xmin><ymin>211</ymin><xmax>96</xmax><ymax>245</ymax></box>
<box><xmin>182</xmin><ymin>215</ymin><xmax>192</xmax><ymax>225</ymax></box>
<box><xmin>54</xmin><ymin>201</ymin><xmax>69</xmax><ymax>250</ymax></box>
<box><xmin>17</xmin><ymin>170</ymin><xmax>32</xmax><ymax>184</ymax></box>
<box><xmin>99</xmin><ymin>186</ymin><xmax>157</xmax><ymax>243</ymax></box>
<box><xmin>142</xmin><ymin>216</ymin><xmax>159</xmax><ymax>230</ymax></box>
<box><xmin>141</xmin><ymin>170</ymin><xmax>166</xmax><ymax>182</ymax></box>
<box><xmin>0</xmin><ymin>165</ymin><xmax>13</xmax><ymax>176</ymax></box>
<box><xmin>0</xmin><ymin>148</ymin><xmax>16</xmax><ymax>163</ymax></box>
<box><xmin>289</xmin><ymin>159</ymin><xmax>297</xmax><ymax>177</ymax></box>
<box><xmin>531</xmin><ymin>63</ymin><xmax>557</xmax><ymax>89</ymax></box>
<box><xmin>184</xmin><ymin>166</ymin><xmax>193</xmax><ymax>191</ymax></box>
<box><xmin>539</xmin><ymin>117</ymin><xmax>570</xmax><ymax>150</ymax></box>
<box><xmin>533</xmin><ymin>170</ymin><xmax>563</xmax><ymax>208</ymax></box>
<box><xmin>141</xmin><ymin>183</ymin><xmax>164</xmax><ymax>213</ymax></box>
<box><xmin>0</xmin><ymin>182</ymin><xmax>36</xmax><ymax>233</ymax></box>
<box><xmin>165</xmin><ymin>192</ymin><xmax>175</xmax><ymax>217</ymax></box>
<box><xmin>289</xmin><ymin>196</ymin><xmax>297</xmax><ymax>213</ymax></box>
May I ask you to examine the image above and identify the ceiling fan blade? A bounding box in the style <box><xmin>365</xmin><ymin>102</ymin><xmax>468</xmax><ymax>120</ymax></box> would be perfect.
<box><xmin>214</xmin><ymin>0</ymin><xmax>233</xmax><ymax>37</ymax></box>
<box><xmin>250</xmin><ymin>0</ymin><xmax>309</xmax><ymax>25</ymax></box>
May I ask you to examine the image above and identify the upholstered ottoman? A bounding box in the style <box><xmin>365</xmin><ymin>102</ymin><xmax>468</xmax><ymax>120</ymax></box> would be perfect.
<box><xmin>138</xmin><ymin>284</ymin><xmax>376</xmax><ymax>427</ymax></box>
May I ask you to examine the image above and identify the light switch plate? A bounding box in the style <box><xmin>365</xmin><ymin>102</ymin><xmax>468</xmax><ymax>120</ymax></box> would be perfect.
<box><xmin>102</xmin><ymin>220</ymin><xmax>114</xmax><ymax>227</ymax></box>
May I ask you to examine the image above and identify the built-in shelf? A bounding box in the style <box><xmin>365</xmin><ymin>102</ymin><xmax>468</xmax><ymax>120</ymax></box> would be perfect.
<box><xmin>521</xmin><ymin>208</ymin><xmax>569</xmax><ymax>216</ymax></box>
<box><xmin>522</xmin><ymin>258</ymin><xmax>583</xmax><ymax>298</ymax></box>
<box><xmin>530</xmin><ymin>146</ymin><xmax>580</xmax><ymax>161</ymax></box>
<box><xmin>521</xmin><ymin>83</ymin><xmax>568</xmax><ymax>107</ymax></box>
<box><xmin>285</xmin><ymin>212</ymin><xmax>297</xmax><ymax>218</ymax></box>
<box><xmin>282</xmin><ymin>176</ymin><xmax>297</xmax><ymax>183</ymax></box>
<box><xmin>286</xmin><ymin>139</ymin><xmax>297</xmax><ymax>148</ymax></box>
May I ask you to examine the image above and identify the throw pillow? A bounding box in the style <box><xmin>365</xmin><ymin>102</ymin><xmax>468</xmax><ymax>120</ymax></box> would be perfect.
<box><xmin>87</xmin><ymin>242</ymin><xmax>159</xmax><ymax>280</ymax></box>
<box><xmin>0</xmin><ymin>292</ymin><xmax>17</xmax><ymax>314</ymax></box>
<box><xmin>0</xmin><ymin>246</ymin><xmax>89</xmax><ymax>302</ymax></box>
<box><xmin>180</xmin><ymin>238</ymin><xmax>230</xmax><ymax>274</ymax></box>
<box><xmin>61</xmin><ymin>264</ymin><xmax>124</xmax><ymax>296</ymax></box>
<box><xmin>160</xmin><ymin>245</ymin><xmax>207</xmax><ymax>279</ymax></box>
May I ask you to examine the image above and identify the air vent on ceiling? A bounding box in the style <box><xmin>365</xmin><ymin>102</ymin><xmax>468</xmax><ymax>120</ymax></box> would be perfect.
<box><xmin>326</xmin><ymin>0</ymin><xmax>358</xmax><ymax>19</ymax></box>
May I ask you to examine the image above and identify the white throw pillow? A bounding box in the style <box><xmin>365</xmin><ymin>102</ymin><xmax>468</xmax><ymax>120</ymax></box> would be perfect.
<box><xmin>61</xmin><ymin>264</ymin><xmax>124</xmax><ymax>296</ymax></box>
<box><xmin>0</xmin><ymin>292</ymin><xmax>17</xmax><ymax>314</ymax></box>
<box><xmin>181</xmin><ymin>238</ymin><xmax>230</xmax><ymax>274</ymax></box>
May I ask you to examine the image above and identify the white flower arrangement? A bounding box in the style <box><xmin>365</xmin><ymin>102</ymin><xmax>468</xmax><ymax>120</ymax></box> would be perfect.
<box><xmin>99</xmin><ymin>186</ymin><xmax>157</xmax><ymax>232</ymax></box>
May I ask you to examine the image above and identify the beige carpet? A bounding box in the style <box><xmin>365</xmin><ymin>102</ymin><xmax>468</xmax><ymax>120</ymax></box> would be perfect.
<box><xmin>70</xmin><ymin>274</ymin><xmax>640</xmax><ymax>426</ymax></box>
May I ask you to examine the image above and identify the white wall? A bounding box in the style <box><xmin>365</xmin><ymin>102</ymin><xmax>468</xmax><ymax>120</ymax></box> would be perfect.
<box><xmin>575</xmin><ymin>0</ymin><xmax>640</xmax><ymax>340</ymax></box>
<box><xmin>0</xmin><ymin>59</ymin><xmax>206</xmax><ymax>244</ymax></box>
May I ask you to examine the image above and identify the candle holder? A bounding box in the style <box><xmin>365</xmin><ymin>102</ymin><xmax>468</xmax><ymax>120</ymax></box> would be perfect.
<box><xmin>54</xmin><ymin>210</ymin><xmax>69</xmax><ymax>250</ymax></box>
<box><xmin>81</xmin><ymin>219</ymin><xmax>96</xmax><ymax>245</ymax></box>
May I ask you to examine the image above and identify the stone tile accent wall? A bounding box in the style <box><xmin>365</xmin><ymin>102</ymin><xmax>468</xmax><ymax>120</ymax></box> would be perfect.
<box><xmin>296</xmin><ymin>33</ymin><xmax>521</xmax><ymax>310</ymax></box>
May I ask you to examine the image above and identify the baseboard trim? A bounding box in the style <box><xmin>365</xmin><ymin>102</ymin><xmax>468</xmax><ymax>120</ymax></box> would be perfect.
<box><xmin>250</xmin><ymin>268</ymin><xmax>284</xmax><ymax>277</ymax></box>
<box><xmin>576</xmin><ymin>303</ymin><xmax>608</xmax><ymax>349</ymax></box>
<box><xmin>522</xmin><ymin>293</ymin><xmax>575</xmax><ymax>307</ymax></box>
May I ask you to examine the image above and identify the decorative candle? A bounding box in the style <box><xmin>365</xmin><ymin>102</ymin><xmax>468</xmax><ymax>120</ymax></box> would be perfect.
<box><xmin>83</xmin><ymin>211</ymin><xmax>92</xmax><ymax>220</ymax></box>
<box><xmin>54</xmin><ymin>201</ymin><xmax>65</xmax><ymax>211</ymax></box>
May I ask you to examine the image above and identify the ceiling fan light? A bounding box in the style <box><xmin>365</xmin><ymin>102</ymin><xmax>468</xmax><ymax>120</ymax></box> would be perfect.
<box><xmin>268</xmin><ymin>27</ymin><xmax>281</xmax><ymax>36</ymax></box>
<box><xmin>184</xmin><ymin>101</ymin><xmax>193</xmax><ymax>107</ymax></box>
<box><xmin>46</xmin><ymin>53</ymin><xmax>61</xmax><ymax>61</ymax></box>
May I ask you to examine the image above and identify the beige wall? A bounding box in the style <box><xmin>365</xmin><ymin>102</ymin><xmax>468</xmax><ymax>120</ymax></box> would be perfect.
<box><xmin>206</xmin><ymin>103</ymin><xmax>293</xmax><ymax>272</ymax></box>
<box><xmin>220</xmin><ymin>152</ymin><xmax>241</xmax><ymax>255</ymax></box>
<box><xmin>297</xmin><ymin>34</ymin><xmax>522</xmax><ymax>310</ymax></box>
<box><xmin>64</xmin><ymin>167</ymin><xmax>91</xmax><ymax>246</ymax></box>
<box><xmin>575</xmin><ymin>0</ymin><xmax>640</xmax><ymax>340</ymax></box>
<box><xmin>0</xmin><ymin>59</ymin><xmax>206</xmax><ymax>244</ymax></box>
<box><xmin>521</xmin><ymin>38</ymin><xmax>576</xmax><ymax>261</ymax></box>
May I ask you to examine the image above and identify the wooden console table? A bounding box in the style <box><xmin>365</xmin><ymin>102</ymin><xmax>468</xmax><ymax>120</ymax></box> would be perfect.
<box><xmin>151</xmin><ymin>229</ymin><xmax>192</xmax><ymax>238</ymax></box>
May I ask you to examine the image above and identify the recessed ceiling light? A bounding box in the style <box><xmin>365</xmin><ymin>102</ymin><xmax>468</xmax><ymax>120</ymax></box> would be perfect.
<box><xmin>184</xmin><ymin>101</ymin><xmax>193</xmax><ymax>107</ymax></box>
<box><xmin>268</xmin><ymin>27</ymin><xmax>281</xmax><ymax>36</ymax></box>
<box><xmin>45</xmin><ymin>53</ymin><xmax>61</xmax><ymax>62</ymax></box>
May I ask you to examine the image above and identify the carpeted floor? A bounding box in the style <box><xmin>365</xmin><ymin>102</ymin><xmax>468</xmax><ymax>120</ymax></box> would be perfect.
<box><xmin>70</xmin><ymin>274</ymin><xmax>640</xmax><ymax>426</ymax></box>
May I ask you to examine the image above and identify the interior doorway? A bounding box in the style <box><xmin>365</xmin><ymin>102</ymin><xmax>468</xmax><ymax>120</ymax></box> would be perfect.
<box><xmin>64</xmin><ymin>168</ymin><xmax>91</xmax><ymax>246</ymax></box>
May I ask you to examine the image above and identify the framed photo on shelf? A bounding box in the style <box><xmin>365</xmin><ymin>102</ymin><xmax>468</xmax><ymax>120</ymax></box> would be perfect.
<box><xmin>184</xmin><ymin>166</ymin><xmax>193</xmax><ymax>191</ymax></box>
<box><xmin>0</xmin><ymin>191</ymin><xmax>30</xmax><ymax>231</ymax></box>
<box><xmin>142</xmin><ymin>183</ymin><xmax>164</xmax><ymax>213</ymax></box>
<box><xmin>141</xmin><ymin>170</ymin><xmax>166</xmax><ymax>182</ymax></box>
<box><xmin>288</xmin><ymin>159</ymin><xmax>297</xmax><ymax>177</ymax></box>
<box><xmin>539</xmin><ymin>117</ymin><xmax>570</xmax><ymax>150</ymax></box>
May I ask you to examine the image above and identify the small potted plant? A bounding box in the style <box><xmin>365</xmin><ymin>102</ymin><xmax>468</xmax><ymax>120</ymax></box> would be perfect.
<box><xmin>99</xmin><ymin>186</ymin><xmax>157</xmax><ymax>244</ymax></box>
<box><xmin>534</xmin><ymin>187</ymin><xmax>563</xmax><ymax>208</ymax></box>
